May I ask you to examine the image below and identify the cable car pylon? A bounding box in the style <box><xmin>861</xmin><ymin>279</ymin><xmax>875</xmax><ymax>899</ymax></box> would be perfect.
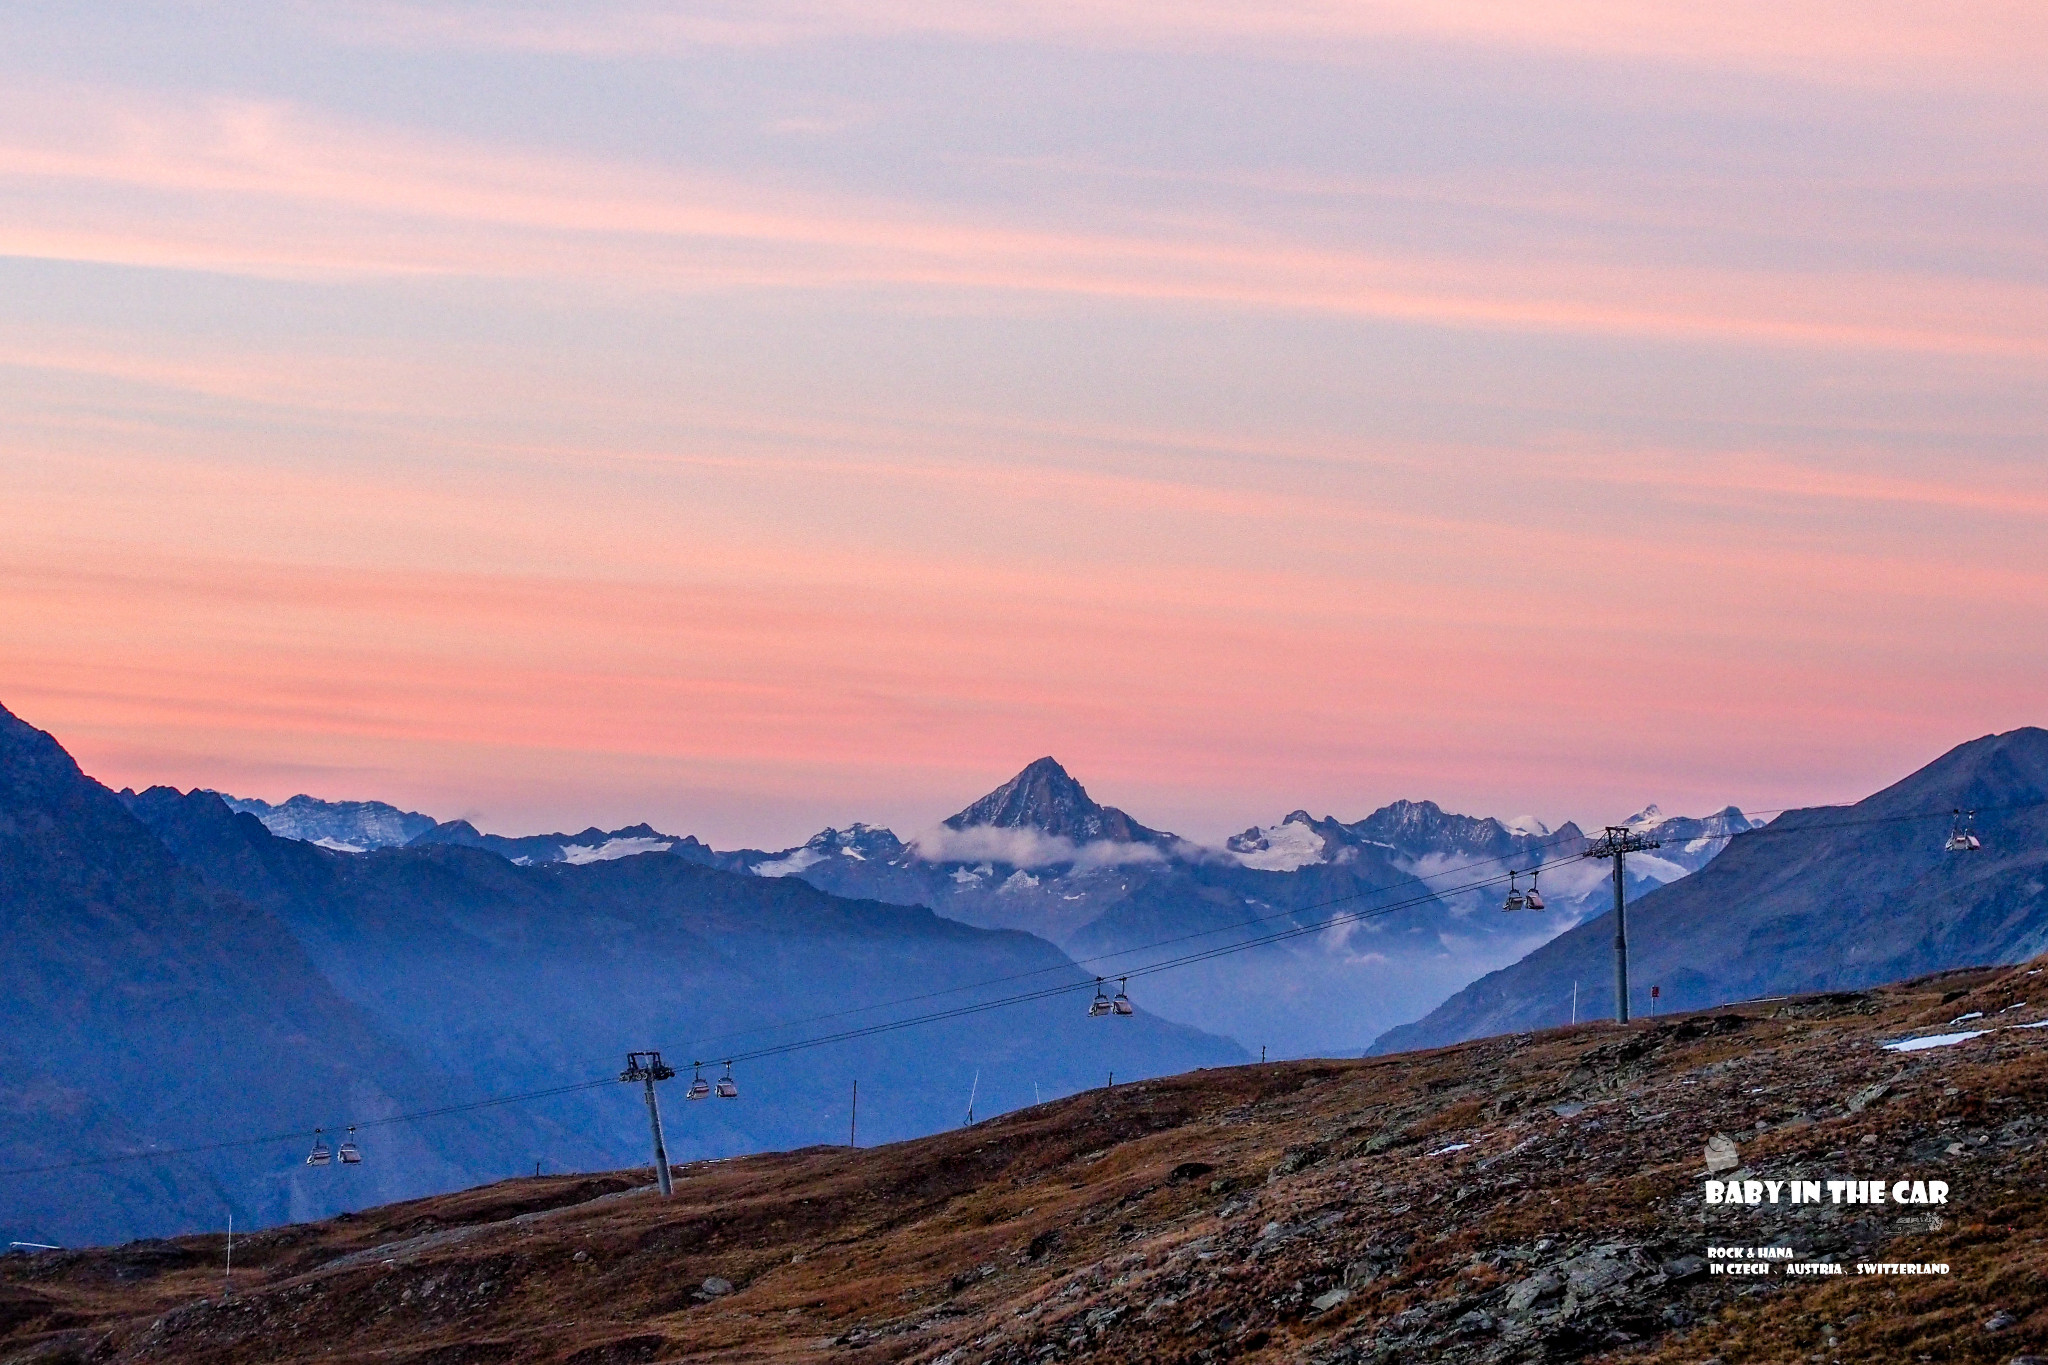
<box><xmin>1585</xmin><ymin>825</ymin><xmax>1661</xmax><ymax>1023</ymax></box>
<box><xmin>619</xmin><ymin>1051</ymin><xmax>677</xmax><ymax>1196</ymax></box>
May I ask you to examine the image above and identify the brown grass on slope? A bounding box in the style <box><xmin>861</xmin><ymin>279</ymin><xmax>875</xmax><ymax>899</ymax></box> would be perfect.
<box><xmin>5</xmin><ymin>961</ymin><xmax>2048</xmax><ymax>1365</ymax></box>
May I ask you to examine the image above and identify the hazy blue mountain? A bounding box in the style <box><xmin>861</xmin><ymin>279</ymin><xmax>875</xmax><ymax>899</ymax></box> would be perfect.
<box><xmin>119</xmin><ymin>788</ymin><xmax>1242</xmax><ymax>1180</ymax></box>
<box><xmin>1370</xmin><ymin>727</ymin><xmax>2048</xmax><ymax>1055</ymax></box>
<box><xmin>0</xmin><ymin>704</ymin><xmax>1240</xmax><ymax>1248</ymax></box>
<box><xmin>217</xmin><ymin>792</ymin><xmax>439</xmax><ymax>851</ymax></box>
<box><xmin>719</xmin><ymin>761</ymin><xmax>1753</xmax><ymax>1056</ymax></box>
<box><xmin>0</xmin><ymin>706</ymin><xmax>526</xmax><ymax>1249</ymax></box>
<box><xmin>225</xmin><ymin>762</ymin><xmax>1755</xmax><ymax>1063</ymax></box>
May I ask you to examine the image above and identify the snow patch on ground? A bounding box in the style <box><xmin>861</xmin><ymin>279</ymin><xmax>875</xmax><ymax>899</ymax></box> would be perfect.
<box><xmin>1883</xmin><ymin>1030</ymin><xmax>1992</xmax><ymax>1052</ymax></box>
<box><xmin>1502</xmin><ymin>814</ymin><xmax>1550</xmax><ymax>836</ymax></box>
<box><xmin>312</xmin><ymin>837</ymin><xmax>367</xmax><ymax>853</ymax></box>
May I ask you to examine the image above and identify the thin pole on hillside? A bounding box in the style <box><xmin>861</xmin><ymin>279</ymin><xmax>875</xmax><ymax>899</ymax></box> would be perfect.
<box><xmin>1586</xmin><ymin>827</ymin><xmax>1661</xmax><ymax>1023</ymax></box>
<box><xmin>1571</xmin><ymin>980</ymin><xmax>1578</xmax><ymax>1025</ymax></box>
<box><xmin>223</xmin><ymin>1212</ymin><xmax>233</xmax><ymax>1299</ymax></box>
<box><xmin>850</xmin><ymin>1080</ymin><xmax>858</xmax><ymax>1148</ymax></box>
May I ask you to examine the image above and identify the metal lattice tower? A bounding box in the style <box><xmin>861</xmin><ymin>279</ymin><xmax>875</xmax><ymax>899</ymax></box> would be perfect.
<box><xmin>1584</xmin><ymin>825</ymin><xmax>1661</xmax><ymax>1023</ymax></box>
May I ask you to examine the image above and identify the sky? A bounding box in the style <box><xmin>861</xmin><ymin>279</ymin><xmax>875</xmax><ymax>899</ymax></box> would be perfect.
<box><xmin>2</xmin><ymin>1</ymin><xmax>2044</xmax><ymax>847</ymax></box>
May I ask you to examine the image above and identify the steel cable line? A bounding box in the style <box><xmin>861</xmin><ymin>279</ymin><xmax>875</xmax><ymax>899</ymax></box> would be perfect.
<box><xmin>681</xmin><ymin>793</ymin><xmax>2048</xmax><ymax>1065</ymax></box>
<box><xmin>6</xmin><ymin>794</ymin><xmax>2037</xmax><ymax>1179</ymax></box>
<box><xmin>714</xmin><ymin>862</ymin><xmax>1543</xmax><ymax>1067</ymax></box>
<box><xmin>671</xmin><ymin>822</ymin><xmax>1613</xmax><ymax>1054</ymax></box>
<box><xmin>0</xmin><ymin>855</ymin><xmax>1545</xmax><ymax>1179</ymax></box>
<box><xmin>0</xmin><ymin>1079</ymin><xmax>623</xmax><ymax>1179</ymax></box>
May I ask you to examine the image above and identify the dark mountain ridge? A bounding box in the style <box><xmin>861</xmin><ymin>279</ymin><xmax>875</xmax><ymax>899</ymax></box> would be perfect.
<box><xmin>0</xmin><ymin>706</ymin><xmax>521</xmax><ymax>1247</ymax></box>
<box><xmin>1372</xmin><ymin>726</ymin><xmax>2048</xmax><ymax>1054</ymax></box>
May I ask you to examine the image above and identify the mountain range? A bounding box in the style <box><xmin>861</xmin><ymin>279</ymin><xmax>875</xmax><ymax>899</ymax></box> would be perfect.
<box><xmin>11</xmin><ymin>696</ymin><xmax>2048</xmax><ymax>1254</ymax></box>
<box><xmin>0</xmin><ymin>704</ymin><xmax>1237</xmax><ymax>1248</ymax></box>
<box><xmin>221</xmin><ymin>757</ymin><xmax>1756</xmax><ymax>1057</ymax></box>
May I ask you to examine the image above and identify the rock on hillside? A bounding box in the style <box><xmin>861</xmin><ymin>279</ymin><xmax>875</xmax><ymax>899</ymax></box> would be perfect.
<box><xmin>1372</xmin><ymin>726</ymin><xmax>2048</xmax><ymax>1056</ymax></box>
<box><xmin>8</xmin><ymin>962</ymin><xmax>2048</xmax><ymax>1364</ymax></box>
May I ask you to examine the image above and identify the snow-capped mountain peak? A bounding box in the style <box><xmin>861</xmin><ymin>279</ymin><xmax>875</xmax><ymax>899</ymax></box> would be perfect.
<box><xmin>752</xmin><ymin>823</ymin><xmax>907</xmax><ymax>877</ymax></box>
<box><xmin>942</xmin><ymin>757</ymin><xmax>1166</xmax><ymax>844</ymax></box>
<box><xmin>1224</xmin><ymin>811</ymin><xmax>1330</xmax><ymax>871</ymax></box>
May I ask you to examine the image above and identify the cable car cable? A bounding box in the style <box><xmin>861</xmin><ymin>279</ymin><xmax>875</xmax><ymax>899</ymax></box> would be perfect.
<box><xmin>3</xmin><ymin>793</ymin><xmax>2035</xmax><ymax>1179</ymax></box>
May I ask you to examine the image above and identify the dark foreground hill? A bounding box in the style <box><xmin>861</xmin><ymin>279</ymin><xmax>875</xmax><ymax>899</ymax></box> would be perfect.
<box><xmin>1373</xmin><ymin>727</ymin><xmax>2048</xmax><ymax>1056</ymax></box>
<box><xmin>7</xmin><ymin>961</ymin><xmax>2047</xmax><ymax>1365</ymax></box>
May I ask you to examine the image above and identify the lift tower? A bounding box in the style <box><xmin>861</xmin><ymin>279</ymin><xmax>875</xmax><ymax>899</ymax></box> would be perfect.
<box><xmin>1585</xmin><ymin>826</ymin><xmax>1661</xmax><ymax>1023</ymax></box>
<box><xmin>621</xmin><ymin>1051</ymin><xmax>677</xmax><ymax>1195</ymax></box>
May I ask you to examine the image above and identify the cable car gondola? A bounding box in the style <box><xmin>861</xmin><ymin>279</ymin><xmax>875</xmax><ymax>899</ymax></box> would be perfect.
<box><xmin>337</xmin><ymin>1125</ymin><xmax>362</xmax><ymax>1164</ymax></box>
<box><xmin>1501</xmin><ymin>870</ymin><xmax>1526</xmax><ymax>912</ymax></box>
<box><xmin>715</xmin><ymin>1062</ymin><xmax>738</xmax><ymax>1099</ymax></box>
<box><xmin>1945</xmin><ymin>808</ymin><xmax>1981</xmax><ymax>853</ymax></box>
<box><xmin>1088</xmin><ymin>978</ymin><xmax>1112</xmax><ymax>1017</ymax></box>
<box><xmin>1523</xmin><ymin>869</ymin><xmax>1546</xmax><ymax>911</ymax></box>
<box><xmin>687</xmin><ymin>1063</ymin><xmax>711</xmax><ymax>1100</ymax></box>
<box><xmin>305</xmin><ymin>1128</ymin><xmax>332</xmax><ymax>1167</ymax></box>
<box><xmin>1112</xmin><ymin>978</ymin><xmax>1134</xmax><ymax>1015</ymax></box>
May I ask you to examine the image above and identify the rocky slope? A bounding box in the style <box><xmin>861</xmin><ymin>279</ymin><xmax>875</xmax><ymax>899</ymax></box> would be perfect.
<box><xmin>1373</xmin><ymin>727</ymin><xmax>2048</xmax><ymax>1056</ymax></box>
<box><xmin>7</xmin><ymin>961</ymin><xmax>2046</xmax><ymax>1365</ymax></box>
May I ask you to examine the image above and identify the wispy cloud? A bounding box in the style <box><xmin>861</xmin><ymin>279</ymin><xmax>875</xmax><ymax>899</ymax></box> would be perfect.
<box><xmin>909</xmin><ymin>823</ymin><xmax>1167</xmax><ymax>869</ymax></box>
<box><xmin>4</xmin><ymin>89</ymin><xmax>2041</xmax><ymax>357</ymax></box>
<box><xmin>326</xmin><ymin>1</ymin><xmax>2048</xmax><ymax>89</ymax></box>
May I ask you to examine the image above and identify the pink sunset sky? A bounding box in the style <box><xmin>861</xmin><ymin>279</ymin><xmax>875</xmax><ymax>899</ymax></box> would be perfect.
<box><xmin>3</xmin><ymin>1</ymin><xmax>2044</xmax><ymax>846</ymax></box>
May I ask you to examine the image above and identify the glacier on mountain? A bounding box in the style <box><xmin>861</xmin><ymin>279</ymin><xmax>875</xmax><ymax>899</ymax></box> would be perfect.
<box><xmin>559</xmin><ymin>835</ymin><xmax>674</xmax><ymax>864</ymax></box>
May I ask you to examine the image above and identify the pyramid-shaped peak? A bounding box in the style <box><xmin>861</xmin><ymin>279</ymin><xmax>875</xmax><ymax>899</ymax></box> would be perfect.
<box><xmin>944</xmin><ymin>758</ymin><xmax>1166</xmax><ymax>844</ymax></box>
